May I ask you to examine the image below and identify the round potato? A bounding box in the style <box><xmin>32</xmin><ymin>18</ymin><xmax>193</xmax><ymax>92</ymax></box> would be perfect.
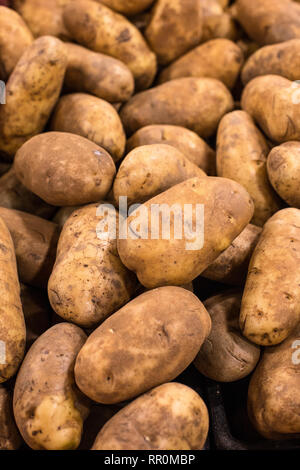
<box><xmin>0</xmin><ymin>386</ymin><xmax>21</xmax><ymax>450</ymax></box>
<box><xmin>95</xmin><ymin>0</ymin><xmax>155</xmax><ymax>16</ymax></box>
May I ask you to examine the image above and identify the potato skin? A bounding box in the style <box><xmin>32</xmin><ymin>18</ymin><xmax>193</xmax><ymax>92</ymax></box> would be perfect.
<box><xmin>194</xmin><ymin>291</ymin><xmax>260</xmax><ymax>382</ymax></box>
<box><xmin>159</xmin><ymin>39</ymin><xmax>243</xmax><ymax>90</ymax></box>
<box><xmin>240</xmin><ymin>208</ymin><xmax>300</xmax><ymax>346</ymax></box>
<box><xmin>0</xmin><ymin>36</ymin><xmax>67</xmax><ymax>158</ymax></box>
<box><xmin>120</xmin><ymin>78</ymin><xmax>234</xmax><ymax>138</ymax></box>
<box><xmin>92</xmin><ymin>383</ymin><xmax>209</xmax><ymax>450</ymax></box>
<box><xmin>75</xmin><ymin>287</ymin><xmax>211</xmax><ymax>404</ymax></box>
<box><xmin>63</xmin><ymin>0</ymin><xmax>157</xmax><ymax>91</ymax></box>
<box><xmin>113</xmin><ymin>144</ymin><xmax>206</xmax><ymax>206</ymax></box>
<box><xmin>248</xmin><ymin>324</ymin><xmax>300</xmax><ymax>440</ymax></box>
<box><xmin>13</xmin><ymin>323</ymin><xmax>90</xmax><ymax>450</ymax></box>
<box><xmin>48</xmin><ymin>204</ymin><xmax>138</xmax><ymax>328</ymax></box>
<box><xmin>51</xmin><ymin>94</ymin><xmax>126</xmax><ymax>162</ymax></box>
<box><xmin>0</xmin><ymin>216</ymin><xmax>26</xmax><ymax>384</ymax></box>
<box><xmin>97</xmin><ymin>0</ymin><xmax>155</xmax><ymax>16</ymax></box>
<box><xmin>0</xmin><ymin>6</ymin><xmax>33</xmax><ymax>81</ymax></box>
<box><xmin>201</xmin><ymin>0</ymin><xmax>239</xmax><ymax>42</ymax></box>
<box><xmin>267</xmin><ymin>142</ymin><xmax>300</xmax><ymax>209</ymax></box>
<box><xmin>217</xmin><ymin>111</ymin><xmax>282</xmax><ymax>226</ymax></box>
<box><xmin>14</xmin><ymin>132</ymin><xmax>116</xmax><ymax>206</ymax></box>
<box><xmin>126</xmin><ymin>125</ymin><xmax>216</xmax><ymax>175</ymax></box>
<box><xmin>0</xmin><ymin>386</ymin><xmax>21</xmax><ymax>450</ymax></box>
<box><xmin>117</xmin><ymin>177</ymin><xmax>254</xmax><ymax>288</ymax></box>
<box><xmin>53</xmin><ymin>206</ymin><xmax>82</xmax><ymax>230</ymax></box>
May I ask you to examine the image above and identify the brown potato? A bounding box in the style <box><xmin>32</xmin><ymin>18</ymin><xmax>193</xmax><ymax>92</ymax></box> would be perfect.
<box><xmin>0</xmin><ymin>36</ymin><xmax>67</xmax><ymax>158</ymax></box>
<box><xmin>194</xmin><ymin>291</ymin><xmax>260</xmax><ymax>382</ymax></box>
<box><xmin>0</xmin><ymin>207</ymin><xmax>59</xmax><ymax>289</ymax></box>
<box><xmin>240</xmin><ymin>208</ymin><xmax>300</xmax><ymax>346</ymax></box>
<box><xmin>0</xmin><ymin>386</ymin><xmax>21</xmax><ymax>450</ymax></box>
<box><xmin>91</xmin><ymin>382</ymin><xmax>209</xmax><ymax>450</ymax></box>
<box><xmin>51</xmin><ymin>94</ymin><xmax>126</xmax><ymax>162</ymax></box>
<box><xmin>13</xmin><ymin>323</ymin><xmax>90</xmax><ymax>450</ymax></box>
<box><xmin>63</xmin><ymin>0</ymin><xmax>157</xmax><ymax>90</ymax></box>
<box><xmin>126</xmin><ymin>125</ymin><xmax>216</xmax><ymax>175</ymax></box>
<box><xmin>120</xmin><ymin>77</ymin><xmax>234</xmax><ymax>138</ymax></box>
<box><xmin>95</xmin><ymin>0</ymin><xmax>155</xmax><ymax>16</ymax></box>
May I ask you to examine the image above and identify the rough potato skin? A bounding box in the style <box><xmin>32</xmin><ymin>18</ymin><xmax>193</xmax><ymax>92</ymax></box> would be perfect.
<box><xmin>126</xmin><ymin>125</ymin><xmax>216</xmax><ymax>175</ymax></box>
<box><xmin>159</xmin><ymin>39</ymin><xmax>243</xmax><ymax>90</ymax></box>
<box><xmin>64</xmin><ymin>43</ymin><xmax>134</xmax><ymax>103</ymax></box>
<box><xmin>91</xmin><ymin>383</ymin><xmax>209</xmax><ymax>450</ymax></box>
<box><xmin>13</xmin><ymin>323</ymin><xmax>90</xmax><ymax>450</ymax></box>
<box><xmin>0</xmin><ymin>386</ymin><xmax>21</xmax><ymax>450</ymax></box>
<box><xmin>202</xmin><ymin>224</ymin><xmax>262</xmax><ymax>286</ymax></box>
<box><xmin>194</xmin><ymin>291</ymin><xmax>260</xmax><ymax>382</ymax></box>
<box><xmin>63</xmin><ymin>0</ymin><xmax>157</xmax><ymax>90</ymax></box>
<box><xmin>0</xmin><ymin>6</ymin><xmax>33</xmax><ymax>81</ymax></box>
<box><xmin>0</xmin><ymin>207</ymin><xmax>59</xmax><ymax>289</ymax></box>
<box><xmin>48</xmin><ymin>204</ymin><xmax>138</xmax><ymax>328</ymax></box>
<box><xmin>117</xmin><ymin>176</ymin><xmax>254</xmax><ymax>288</ymax></box>
<box><xmin>241</xmin><ymin>75</ymin><xmax>300</xmax><ymax>143</ymax></box>
<box><xmin>14</xmin><ymin>132</ymin><xmax>116</xmax><ymax>206</ymax></box>
<box><xmin>240</xmin><ymin>208</ymin><xmax>300</xmax><ymax>346</ymax></box>
<box><xmin>75</xmin><ymin>287</ymin><xmax>211</xmax><ymax>404</ymax></box>
<box><xmin>0</xmin><ymin>217</ymin><xmax>26</xmax><ymax>384</ymax></box>
<box><xmin>113</xmin><ymin>144</ymin><xmax>206</xmax><ymax>206</ymax></box>
<box><xmin>248</xmin><ymin>324</ymin><xmax>300</xmax><ymax>440</ymax></box>
<box><xmin>267</xmin><ymin>142</ymin><xmax>300</xmax><ymax>209</ymax></box>
<box><xmin>216</xmin><ymin>111</ymin><xmax>282</xmax><ymax>226</ymax></box>
<box><xmin>120</xmin><ymin>77</ymin><xmax>234</xmax><ymax>138</ymax></box>
<box><xmin>96</xmin><ymin>0</ymin><xmax>155</xmax><ymax>16</ymax></box>
<box><xmin>0</xmin><ymin>36</ymin><xmax>67</xmax><ymax>158</ymax></box>
<box><xmin>50</xmin><ymin>94</ymin><xmax>126</xmax><ymax>162</ymax></box>
<box><xmin>242</xmin><ymin>39</ymin><xmax>300</xmax><ymax>85</ymax></box>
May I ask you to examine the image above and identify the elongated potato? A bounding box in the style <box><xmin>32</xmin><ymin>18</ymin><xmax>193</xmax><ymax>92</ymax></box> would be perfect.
<box><xmin>13</xmin><ymin>323</ymin><xmax>90</xmax><ymax>450</ymax></box>
<box><xmin>0</xmin><ymin>207</ymin><xmax>59</xmax><ymax>288</ymax></box>
<box><xmin>127</xmin><ymin>125</ymin><xmax>216</xmax><ymax>175</ymax></box>
<box><xmin>0</xmin><ymin>386</ymin><xmax>21</xmax><ymax>450</ymax></box>
<box><xmin>120</xmin><ymin>78</ymin><xmax>234</xmax><ymax>138</ymax></box>
<box><xmin>113</xmin><ymin>144</ymin><xmax>206</xmax><ymax>206</ymax></box>
<box><xmin>63</xmin><ymin>0</ymin><xmax>157</xmax><ymax>90</ymax></box>
<box><xmin>92</xmin><ymin>383</ymin><xmax>209</xmax><ymax>450</ymax></box>
<box><xmin>159</xmin><ymin>39</ymin><xmax>243</xmax><ymax>90</ymax></box>
<box><xmin>217</xmin><ymin>111</ymin><xmax>282</xmax><ymax>226</ymax></box>
<box><xmin>0</xmin><ymin>216</ymin><xmax>26</xmax><ymax>383</ymax></box>
<box><xmin>48</xmin><ymin>204</ymin><xmax>138</xmax><ymax>328</ymax></box>
<box><xmin>0</xmin><ymin>6</ymin><xmax>33</xmax><ymax>81</ymax></box>
<box><xmin>96</xmin><ymin>0</ymin><xmax>155</xmax><ymax>16</ymax></box>
<box><xmin>0</xmin><ymin>36</ymin><xmax>67</xmax><ymax>158</ymax></box>
<box><xmin>51</xmin><ymin>94</ymin><xmax>125</xmax><ymax>162</ymax></box>
<box><xmin>75</xmin><ymin>287</ymin><xmax>211</xmax><ymax>403</ymax></box>
<box><xmin>240</xmin><ymin>208</ymin><xmax>300</xmax><ymax>346</ymax></box>
<box><xmin>117</xmin><ymin>176</ymin><xmax>254</xmax><ymax>288</ymax></box>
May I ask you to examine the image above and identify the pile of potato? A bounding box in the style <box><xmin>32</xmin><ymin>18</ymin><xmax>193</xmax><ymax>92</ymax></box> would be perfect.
<box><xmin>0</xmin><ymin>0</ymin><xmax>299</xmax><ymax>451</ymax></box>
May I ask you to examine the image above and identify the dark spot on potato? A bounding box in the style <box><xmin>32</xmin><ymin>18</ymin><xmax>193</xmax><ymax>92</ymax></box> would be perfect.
<box><xmin>117</xmin><ymin>29</ymin><xmax>131</xmax><ymax>43</ymax></box>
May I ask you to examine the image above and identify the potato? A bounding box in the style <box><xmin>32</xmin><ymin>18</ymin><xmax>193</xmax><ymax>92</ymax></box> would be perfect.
<box><xmin>63</xmin><ymin>0</ymin><xmax>157</xmax><ymax>91</ymax></box>
<box><xmin>127</xmin><ymin>125</ymin><xmax>216</xmax><ymax>175</ymax></box>
<box><xmin>217</xmin><ymin>111</ymin><xmax>282</xmax><ymax>226</ymax></box>
<box><xmin>0</xmin><ymin>386</ymin><xmax>21</xmax><ymax>450</ymax></box>
<box><xmin>113</xmin><ymin>144</ymin><xmax>206</xmax><ymax>206</ymax></box>
<box><xmin>159</xmin><ymin>39</ymin><xmax>243</xmax><ymax>90</ymax></box>
<box><xmin>202</xmin><ymin>224</ymin><xmax>262</xmax><ymax>286</ymax></box>
<box><xmin>63</xmin><ymin>43</ymin><xmax>134</xmax><ymax>103</ymax></box>
<box><xmin>235</xmin><ymin>0</ymin><xmax>300</xmax><ymax>45</ymax></box>
<box><xmin>0</xmin><ymin>6</ymin><xmax>33</xmax><ymax>81</ymax></box>
<box><xmin>120</xmin><ymin>78</ymin><xmax>234</xmax><ymax>138</ymax></box>
<box><xmin>0</xmin><ymin>207</ymin><xmax>59</xmax><ymax>289</ymax></box>
<box><xmin>248</xmin><ymin>323</ymin><xmax>300</xmax><ymax>440</ymax></box>
<box><xmin>267</xmin><ymin>142</ymin><xmax>300</xmax><ymax>208</ymax></box>
<box><xmin>145</xmin><ymin>0</ymin><xmax>203</xmax><ymax>65</ymax></box>
<box><xmin>194</xmin><ymin>291</ymin><xmax>260</xmax><ymax>382</ymax></box>
<box><xmin>53</xmin><ymin>206</ymin><xmax>82</xmax><ymax>230</ymax></box>
<box><xmin>241</xmin><ymin>75</ymin><xmax>300</xmax><ymax>143</ymax></box>
<box><xmin>242</xmin><ymin>40</ymin><xmax>300</xmax><ymax>85</ymax></box>
<box><xmin>51</xmin><ymin>94</ymin><xmax>125</xmax><ymax>163</ymax></box>
<box><xmin>75</xmin><ymin>286</ymin><xmax>211</xmax><ymax>403</ymax></box>
<box><xmin>0</xmin><ymin>216</ymin><xmax>25</xmax><ymax>383</ymax></box>
<box><xmin>240</xmin><ymin>208</ymin><xmax>300</xmax><ymax>346</ymax></box>
<box><xmin>13</xmin><ymin>323</ymin><xmax>90</xmax><ymax>450</ymax></box>
<box><xmin>48</xmin><ymin>204</ymin><xmax>138</xmax><ymax>328</ymax></box>
<box><xmin>0</xmin><ymin>36</ymin><xmax>67</xmax><ymax>158</ymax></box>
<box><xmin>95</xmin><ymin>0</ymin><xmax>155</xmax><ymax>16</ymax></box>
<box><xmin>117</xmin><ymin>176</ymin><xmax>254</xmax><ymax>288</ymax></box>
<box><xmin>14</xmin><ymin>132</ymin><xmax>116</xmax><ymax>207</ymax></box>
